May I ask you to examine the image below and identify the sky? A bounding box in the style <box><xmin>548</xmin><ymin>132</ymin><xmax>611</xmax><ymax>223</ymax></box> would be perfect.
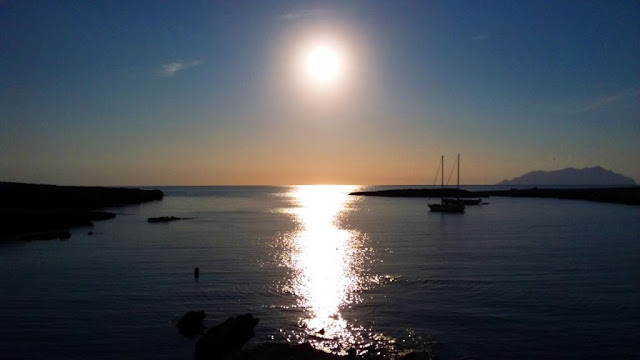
<box><xmin>1</xmin><ymin>0</ymin><xmax>638</xmax><ymax>186</ymax></box>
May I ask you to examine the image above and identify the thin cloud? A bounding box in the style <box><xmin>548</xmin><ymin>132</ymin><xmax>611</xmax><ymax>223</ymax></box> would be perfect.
<box><xmin>280</xmin><ymin>9</ymin><xmax>330</xmax><ymax>20</ymax></box>
<box><xmin>472</xmin><ymin>33</ymin><xmax>490</xmax><ymax>41</ymax></box>
<box><xmin>574</xmin><ymin>87</ymin><xmax>638</xmax><ymax>113</ymax></box>
<box><xmin>159</xmin><ymin>59</ymin><xmax>203</xmax><ymax>78</ymax></box>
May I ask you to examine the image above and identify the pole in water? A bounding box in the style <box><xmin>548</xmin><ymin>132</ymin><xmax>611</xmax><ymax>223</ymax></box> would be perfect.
<box><xmin>194</xmin><ymin>267</ymin><xmax>200</xmax><ymax>280</ymax></box>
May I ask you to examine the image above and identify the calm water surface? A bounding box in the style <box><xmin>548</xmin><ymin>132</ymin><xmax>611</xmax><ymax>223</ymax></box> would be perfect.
<box><xmin>1</xmin><ymin>186</ymin><xmax>638</xmax><ymax>359</ymax></box>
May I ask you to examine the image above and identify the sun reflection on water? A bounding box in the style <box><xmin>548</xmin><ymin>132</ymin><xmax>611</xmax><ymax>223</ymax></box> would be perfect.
<box><xmin>278</xmin><ymin>185</ymin><xmax>367</xmax><ymax>353</ymax></box>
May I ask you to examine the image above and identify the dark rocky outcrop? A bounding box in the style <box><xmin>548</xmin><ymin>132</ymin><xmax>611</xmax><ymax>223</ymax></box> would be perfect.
<box><xmin>227</xmin><ymin>342</ymin><xmax>435</xmax><ymax>360</ymax></box>
<box><xmin>195</xmin><ymin>314</ymin><xmax>259</xmax><ymax>360</ymax></box>
<box><xmin>232</xmin><ymin>343</ymin><xmax>342</xmax><ymax>360</ymax></box>
<box><xmin>0</xmin><ymin>182</ymin><xmax>163</xmax><ymax>240</ymax></box>
<box><xmin>148</xmin><ymin>216</ymin><xmax>182</xmax><ymax>223</ymax></box>
<box><xmin>20</xmin><ymin>230</ymin><xmax>72</xmax><ymax>241</ymax></box>
<box><xmin>0</xmin><ymin>208</ymin><xmax>117</xmax><ymax>236</ymax></box>
<box><xmin>0</xmin><ymin>182</ymin><xmax>163</xmax><ymax>209</ymax></box>
<box><xmin>177</xmin><ymin>310</ymin><xmax>206</xmax><ymax>338</ymax></box>
<box><xmin>187</xmin><ymin>314</ymin><xmax>436</xmax><ymax>360</ymax></box>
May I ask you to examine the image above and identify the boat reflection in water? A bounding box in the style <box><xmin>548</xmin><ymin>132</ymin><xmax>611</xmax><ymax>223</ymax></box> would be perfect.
<box><xmin>278</xmin><ymin>185</ymin><xmax>370</xmax><ymax>354</ymax></box>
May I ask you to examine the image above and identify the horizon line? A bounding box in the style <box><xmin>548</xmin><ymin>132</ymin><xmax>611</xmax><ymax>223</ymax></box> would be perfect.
<box><xmin>2</xmin><ymin>181</ymin><xmax>637</xmax><ymax>188</ymax></box>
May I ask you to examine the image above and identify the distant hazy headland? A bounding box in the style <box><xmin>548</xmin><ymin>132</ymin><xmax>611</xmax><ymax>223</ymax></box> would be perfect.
<box><xmin>497</xmin><ymin>166</ymin><xmax>637</xmax><ymax>186</ymax></box>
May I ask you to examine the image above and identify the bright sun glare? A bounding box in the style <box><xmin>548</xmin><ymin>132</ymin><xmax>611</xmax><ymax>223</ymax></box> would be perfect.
<box><xmin>305</xmin><ymin>46</ymin><xmax>340</xmax><ymax>82</ymax></box>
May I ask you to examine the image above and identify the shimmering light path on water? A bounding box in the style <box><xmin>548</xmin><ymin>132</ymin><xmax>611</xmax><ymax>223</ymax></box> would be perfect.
<box><xmin>276</xmin><ymin>186</ymin><xmax>369</xmax><ymax>353</ymax></box>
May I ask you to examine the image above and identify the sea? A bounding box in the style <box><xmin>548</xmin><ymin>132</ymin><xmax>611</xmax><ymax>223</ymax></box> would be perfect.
<box><xmin>1</xmin><ymin>185</ymin><xmax>638</xmax><ymax>359</ymax></box>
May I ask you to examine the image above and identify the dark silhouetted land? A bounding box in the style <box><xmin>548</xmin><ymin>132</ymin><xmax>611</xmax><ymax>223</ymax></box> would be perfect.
<box><xmin>497</xmin><ymin>166</ymin><xmax>636</xmax><ymax>185</ymax></box>
<box><xmin>0</xmin><ymin>182</ymin><xmax>163</xmax><ymax>239</ymax></box>
<box><xmin>350</xmin><ymin>187</ymin><xmax>640</xmax><ymax>205</ymax></box>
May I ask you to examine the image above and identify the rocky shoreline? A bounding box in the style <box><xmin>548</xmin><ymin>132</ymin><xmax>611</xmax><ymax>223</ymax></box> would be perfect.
<box><xmin>177</xmin><ymin>312</ymin><xmax>436</xmax><ymax>360</ymax></box>
<box><xmin>0</xmin><ymin>182</ymin><xmax>164</xmax><ymax>240</ymax></box>
<box><xmin>350</xmin><ymin>186</ymin><xmax>640</xmax><ymax>205</ymax></box>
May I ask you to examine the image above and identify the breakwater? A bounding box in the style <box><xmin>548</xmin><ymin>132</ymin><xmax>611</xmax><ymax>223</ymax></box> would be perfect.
<box><xmin>350</xmin><ymin>186</ymin><xmax>640</xmax><ymax>205</ymax></box>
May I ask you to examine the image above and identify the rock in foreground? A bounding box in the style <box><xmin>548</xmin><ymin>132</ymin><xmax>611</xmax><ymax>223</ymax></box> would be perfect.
<box><xmin>195</xmin><ymin>314</ymin><xmax>259</xmax><ymax>360</ymax></box>
<box><xmin>191</xmin><ymin>314</ymin><xmax>436</xmax><ymax>360</ymax></box>
<box><xmin>231</xmin><ymin>342</ymin><xmax>435</xmax><ymax>360</ymax></box>
<box><xmin>177</xmin><ymin>310</ymin><xmax>206</xmax><ymax>338</ymax></box>
<box><xmin>231</xmin><ymin>343</ymin><xmax>341</xmax><ymax>360</ymax></box>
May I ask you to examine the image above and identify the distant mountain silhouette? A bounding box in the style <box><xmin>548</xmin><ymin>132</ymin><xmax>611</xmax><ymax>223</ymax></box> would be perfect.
<box><xmin>497</xmin><ymin>166</ymin><xmax>637</xmax><ymax>185</ymax></box>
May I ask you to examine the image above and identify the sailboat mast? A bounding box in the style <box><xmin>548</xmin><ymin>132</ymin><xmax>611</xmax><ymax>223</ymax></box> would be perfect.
<box><xmin>441</xmin><ymin>155</ymin><xmax>444</xmax><ymax>203</ymax></box>
<box><xmin>457</xmin><ymin>153</ymin><xmax>460</xmax><ymax>200</ymax></box>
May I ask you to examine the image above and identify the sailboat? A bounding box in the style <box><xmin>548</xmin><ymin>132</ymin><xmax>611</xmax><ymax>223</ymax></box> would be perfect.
<box><xmin>428</xmin><ymin>154</ymin><xmax>465</xmax><ymax>213</ymax></box>
<box><xmin>442</xmin><ymin>154</ymin><xmax>483</xmax><ymax>205</ymax></box>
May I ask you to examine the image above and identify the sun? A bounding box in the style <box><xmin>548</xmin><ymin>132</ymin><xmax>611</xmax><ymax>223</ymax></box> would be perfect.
<box><xmin>305</xmin><ymin>46</ymin><xmax>340</xmax><ymax>83</ymax></box>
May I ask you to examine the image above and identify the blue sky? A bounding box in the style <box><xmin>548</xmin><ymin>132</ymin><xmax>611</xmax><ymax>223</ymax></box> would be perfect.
<box><xmin>1</xmin><ymin>1</ymin><xmax>638</xmax><ymax>185</ymax></box>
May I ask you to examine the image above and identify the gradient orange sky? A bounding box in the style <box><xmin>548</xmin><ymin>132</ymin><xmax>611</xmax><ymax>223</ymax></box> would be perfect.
<box><xmin>2</xmin><ymin>2</ymin><xmax>639</xmax><ymax>185</ymax></box>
